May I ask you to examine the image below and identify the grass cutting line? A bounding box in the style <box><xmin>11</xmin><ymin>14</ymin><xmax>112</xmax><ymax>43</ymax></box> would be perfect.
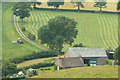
<box><xmin>4</xmin><ymin>9</ymin><xmax>14</xmax><ymax>41</ymax></box>
<box><xmin>31</xmin><ymin>14</ymin><xmax>37</xmax><ymax>35</ymax></box>
<box><xmin>110</xmin><ymin>18</ymin><xmax>118</xmax><ymax>46</ymax></box>
<box><xmin>103</xmin><ymin>17</ymin><xmax>115</xmax><ymax>48</ymax></box>
<box><xmin>97</xmin><ymin>17</ymin><xmax>108</xmax><ymax>48</ymax></box>
<box><xmin>31</xmin><ymin>13</ymin><xmax>38</xmax><ymax>35</ymax></box>
<box><xmin>105</xmin><ymin>16</ymin><xmax>117</xmax><ymax>48</ymax></box>
<box><xmin>100</xmin><ymin>17</ymin><xmax>110</xmax><ymax>48</ymax></box>
<box><xmin>101</xmin><ymin>17</ymin><xmax>112</xmax><ymax>48</ymax></box>
<box><xmin>39</xmin><ymin>13</ymin><xmax>45</xmax><ymax>26</ymax></box>
<box><xmin>109</xmin><ymin>16</ymin><xmax>118</xmax><ymax>47</ymax></box>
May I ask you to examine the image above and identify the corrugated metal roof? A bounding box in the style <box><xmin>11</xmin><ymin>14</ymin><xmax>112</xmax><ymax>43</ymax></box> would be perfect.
<box><xmin>68</xmin><ymin>47</ymin><xmax>107</xmax><ymax>57</ymax></box>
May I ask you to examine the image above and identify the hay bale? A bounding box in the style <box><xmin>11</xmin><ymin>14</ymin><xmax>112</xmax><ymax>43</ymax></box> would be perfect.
<box><xmin>12</xmin><ymin>41</ymin><xmax>17</xmax><ymax>43</ymax></box>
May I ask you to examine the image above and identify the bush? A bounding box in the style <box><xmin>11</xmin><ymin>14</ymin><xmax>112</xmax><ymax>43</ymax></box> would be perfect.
<box><xmin>2</xmin><ymin>59</ymin><xmax>17</xmax><ymax>77</ymax></box>
<box><xmin>21</xmin><ymin>27</ymin><xmax>26</xmax><ymax>31</ymax></box>
<box><xmin>10</xmin><ymin>50</ymin><xmax>59</xmax><ymax>64</ymax></box>
<box><xmin>73</xmin><ymin>43</ymin><xmax>83</xmax><ymax>47</ymax></box>
<box><xmin>28</xmin><ymin>32</ymin><xmax>36</xmax><ymax>40</ymax></box>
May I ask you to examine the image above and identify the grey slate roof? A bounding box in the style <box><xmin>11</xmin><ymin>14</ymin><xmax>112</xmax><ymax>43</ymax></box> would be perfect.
<box><xmin>68</xmin><ymin>47</ymin><xmax>107</xmax><ymax>57</ymax></box>
<box><xmin>60</xmin><ymin>57</ymin><xmax>84</xmax><ymax>68</ymax></box>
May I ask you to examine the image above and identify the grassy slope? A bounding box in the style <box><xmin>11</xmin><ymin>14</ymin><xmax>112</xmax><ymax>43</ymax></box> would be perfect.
<box><xmin>2</xmin><ymin>3</ymin><xmax>42</xmax><ymax>59</ymax></box>
<box><xmin>2</xmin><ymin>2</ymin><xmax>118</xmax><ymax>59</ymax></box>
<box><xmin>21</xmin><ymin>10</ymin><xmax>118</xmax><ymax>52</ymax></box>
<box><xmin>17</xmin><ymin>56</ymin><xmax>57</xmax><ymax>68</ymax></box>
<box><xmin>32</xmin><ymin>65</ymin><xmax>118</xmax><ymax>78</ymax></box>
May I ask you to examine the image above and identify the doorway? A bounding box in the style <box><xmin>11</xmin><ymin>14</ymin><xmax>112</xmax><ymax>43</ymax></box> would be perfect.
<box><xmin>84</xmin><ymin>59</ymin><xmax>90</xmax><ymax>66</ymax></box>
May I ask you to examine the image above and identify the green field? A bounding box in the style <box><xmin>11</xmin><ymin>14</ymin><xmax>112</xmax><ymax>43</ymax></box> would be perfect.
<box><xmin>2</xmin><ymin>2</ymin><xmax>118</xmax><ymax>59</ymax></box>
<box><xmin>2</xmin><ymin>3</ymin><xmax>42</xmax><ymax>58</ymax></box>
<box><xmin>32</xmin><ymin>65</ymin><xmax>118</xmax><ymax>78</ymax></box>
<box><xmin>19</xmin><ymin>9</ymin><xmax>118</xmax><ymax>52</ymax></box>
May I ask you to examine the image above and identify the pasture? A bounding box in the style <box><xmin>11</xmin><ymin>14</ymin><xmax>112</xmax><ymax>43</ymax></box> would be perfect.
<box><xmin>19</xmin><ymin>9</ymin><xmax>118</xmax><ymax>51</ymax></box>
<box><xmin>2</xmin><ymin>3</ymin><xmax>43</xmax><ymax>58</ymax></box>
<box><xmin>2</xmin><ymin>2</ymin><xmax>118</xmax><ymax>59</ymax></box>
<box><xmin>32</xmin><ymin>65</ymin><xmax>118</xmax><ymax>78</ymax></box>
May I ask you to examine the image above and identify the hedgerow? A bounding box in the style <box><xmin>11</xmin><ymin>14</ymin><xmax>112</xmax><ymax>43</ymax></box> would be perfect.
<box><xmin>10</xmin><ymin>50</ymin><xmax>59</xmax><ymax>64</ymax></box>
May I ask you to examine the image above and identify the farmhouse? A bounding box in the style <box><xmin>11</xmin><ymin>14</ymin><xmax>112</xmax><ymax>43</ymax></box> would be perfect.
<box><xmin>55</xmin><ymin>47</ymin><xmax>107</xmax><ymax>69</ymax></box>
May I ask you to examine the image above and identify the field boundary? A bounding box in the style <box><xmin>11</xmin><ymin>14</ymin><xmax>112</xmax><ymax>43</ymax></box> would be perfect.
<box><xmin>14</xmin><ymin>15</ymin><xmax>47</xmax><ymax>50</ymax></box>
<box><xmin>35</xmin><ymin>8</ymin><xmax>119</xmax><ymax>14</ymax></box>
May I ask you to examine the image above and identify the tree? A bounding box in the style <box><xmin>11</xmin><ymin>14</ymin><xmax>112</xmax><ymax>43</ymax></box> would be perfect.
<box><xmin>117</xmin><ymin>1</ymin><xmax>120</xmax><ymax>10</ymax></box>
<box><xmin>38</xmin><ymin>16</ymin><xmax>78</xmax><ymax>52</ymax></box>
<box><xmin>94</xmin><ymin>0</ymin><xmax>107</xmax><ymax>12</ymax></box>
<box><xmin>2</xmin><ymin>59</ymin><xmax>17</xmax><ymax>77</ymax></box>
<box><xmin>47</xmin><ymin>0</ymin><xmax>64</xmax><ymax>10</ymax></box>
<box><xmin>114</xmin><ymin>46</ymin><xmax>120</xmax><ymax>65</ymax></box>
<box><xmin>12</xmin><ymin>2</ymin><xmax>32</xmax><ymax>23</ymax></box>
<box><xmin>71</xmin><ymin>0</ymin><xmax>84</xmax><ymax>11</ymax></box>
<box><xmin>31</xmin><ymin>0</ymin><xmax>42</xmax><ymax>8</ymax></box>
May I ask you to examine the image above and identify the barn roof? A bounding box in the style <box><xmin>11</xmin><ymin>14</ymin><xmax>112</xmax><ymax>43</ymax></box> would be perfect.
<box><xmin>60</xmin><ymin>57</ymin><xmax>84</xmax><ymax>68</ymax></box>
<box><xmin>68</xmin><ymin>47</ymin><xmax>107</xmax><ymax>57</ymax></box>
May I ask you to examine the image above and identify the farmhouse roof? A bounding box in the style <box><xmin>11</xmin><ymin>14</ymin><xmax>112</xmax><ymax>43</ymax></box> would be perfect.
<box><xmin>60</xmin><ymin>57</ymin><xmax>84</xmax><ymax>68</ymax></box>
<box><xmin>68</xmin><ymin>47</ymin><xmax>107</xmax><ymax>57</ymax></box>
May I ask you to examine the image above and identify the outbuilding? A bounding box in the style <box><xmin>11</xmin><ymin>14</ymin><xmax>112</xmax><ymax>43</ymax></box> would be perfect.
<box><xmin>55</xmin><ymin>47</ymin><xmax>107</xmax><ymax>69</ymax></box>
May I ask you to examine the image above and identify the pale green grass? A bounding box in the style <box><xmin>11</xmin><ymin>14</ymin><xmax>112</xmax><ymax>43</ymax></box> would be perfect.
<box><xmin>32</xmin><ymin>65</ymin><xmax>118</xmax><ymax>78</ymax></box>
<box><xmin>17</xmin><ymin>57</ymin><xmax>57</xmax><ymax>68</ymax></box>
<box><xmin>2</xmin><ymin>3</ymin><xmax>42</xmax><ymax>59</ymax></box>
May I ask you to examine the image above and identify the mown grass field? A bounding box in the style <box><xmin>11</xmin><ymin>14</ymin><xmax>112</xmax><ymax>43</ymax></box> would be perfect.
<box><xmin>2</xmin><ymin>3</ymin><xmax>42</xmax><ymax>59</ymax></box>
<box><xmin>32</xmin><ymin>65</ymin><xmax>118</xmax><ymax>78</ymax></box>
<box><xmin>19</xmin><ymin>9</ymin><xmax>118</xmax><ymax>52</ymax></box>
<box><xmin>2</xmin><ymin>2</ymin><xmax>118</xmax><ymax>59</ymax></box>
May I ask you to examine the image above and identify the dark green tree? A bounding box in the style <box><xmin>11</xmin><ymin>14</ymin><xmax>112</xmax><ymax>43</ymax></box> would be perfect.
<box><xmin>71</xmin><ymin>0</ymin><xmax>84</xmax><ymax>11</ymax></box>
<box><xmin>47</xmin><ymin>0</ymin><xmax>64</xmax><ymax>10</ymax></box>
<box><xmin>114</xmin><ymin>46</ymin><xmax>120</xmax><ymax>65</ymax></box>
<box><xmin>2</xmin><ymin>59</ymin><xmax>17</xmax><ymax>77</ymax></box>
<box><xmin>38</xmin><ymin>16</ymin><xmax>78</xmax><ymax>52</ymax></box>
<box><xmin>12</xmin><ymin>2</ymin><xmax>32</xmax><ymax>23</ymax></box>
<box><xmin>31</xmin><ymin>0</ymin><xmax>42</xmax><ymax>8</ymax></box>
<box><xmin>94</xmin><ymin>0</ymin><xmax>107</xmax><ymax>12</ymax></box>
<box><xmin>117</xmin><ymin>1</ymin><xmax>120</xmax><ymax>10</ymax></box>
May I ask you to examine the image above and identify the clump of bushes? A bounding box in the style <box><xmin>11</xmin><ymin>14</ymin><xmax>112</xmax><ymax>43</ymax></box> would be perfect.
<box><xmin>73</xmin><ymin>43</ymin><xmax>86</xmax><ymax>47</ymax></box>
<box><xmin>18</xmin><ymin>63</ymin><xmax>54</xmax><ymax>71</ymax></box>
<box><xmin>21</xmin><ymin>27</ymin><xmax>26</xmax><ymax>31</ymax></box>
<box><xmin>10</xmin><ymin>50</ymin><xmax>59</xmax><ymax>64</ymax></box>
<box><xmin>28</xmin><ymin>32</ymin><xmax>36</xmax><ymax>40</ymax></box>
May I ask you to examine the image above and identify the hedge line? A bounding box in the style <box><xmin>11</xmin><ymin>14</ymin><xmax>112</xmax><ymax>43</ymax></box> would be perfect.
<box><xmin>18</xmin><ymin>62</ymin><xmax>55</xmax><ymax>71</ymax></box>
<box><xmin>10</xmin><ymin>50</ymin><xmax>59</xmax><ymax>64</ymax></box>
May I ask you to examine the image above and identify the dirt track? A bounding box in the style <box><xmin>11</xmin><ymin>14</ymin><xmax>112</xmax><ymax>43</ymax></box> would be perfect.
<box><xmin>14</xmin><ymin>15</ymin><xmax>47</xmax><ymax>50</ymax></box>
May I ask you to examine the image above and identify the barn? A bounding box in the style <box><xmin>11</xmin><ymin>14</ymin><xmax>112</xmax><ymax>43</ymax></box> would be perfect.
<box><xmin>55</xmin><ymin>47</ymin><xmax>107</xmax><ymax>69</ymax></box>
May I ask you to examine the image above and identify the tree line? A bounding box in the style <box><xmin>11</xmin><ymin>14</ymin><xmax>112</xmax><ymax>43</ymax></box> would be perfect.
<box><xmin>12</xmin><ymin>0</ymin><xmax>120</xmax><ymax>23</ymax></box>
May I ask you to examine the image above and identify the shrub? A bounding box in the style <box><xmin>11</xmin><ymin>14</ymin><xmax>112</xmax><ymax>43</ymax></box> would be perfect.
<box><xmin>2</xmin><ymin>59</ymin><xmax>17</xmax><ymax>77</ymax></box>
<box><xmin>28</xmin><ymin>32</ymin><xmax>36</xmax><ymax>40</ymax></box>
<box><xmin>21</xmin><ymin>27</ymin><xmax>26</xmax><ymax>31</ymax></box>
<box><xmin>10</xmin><ymin>50</ymin><xmax>59</xmax><ymax>64</ymax></box>
<box><xmin>73</xmin><ymin>43</ymin><xmax>84</xmax><ymax>47</ymax></box>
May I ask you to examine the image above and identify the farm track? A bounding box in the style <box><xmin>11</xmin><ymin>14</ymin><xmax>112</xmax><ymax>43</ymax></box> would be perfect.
<box><xmin>14</xmin><ymin>15</ymin><xmax>47</xmax><ymax>50</ymax></box>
